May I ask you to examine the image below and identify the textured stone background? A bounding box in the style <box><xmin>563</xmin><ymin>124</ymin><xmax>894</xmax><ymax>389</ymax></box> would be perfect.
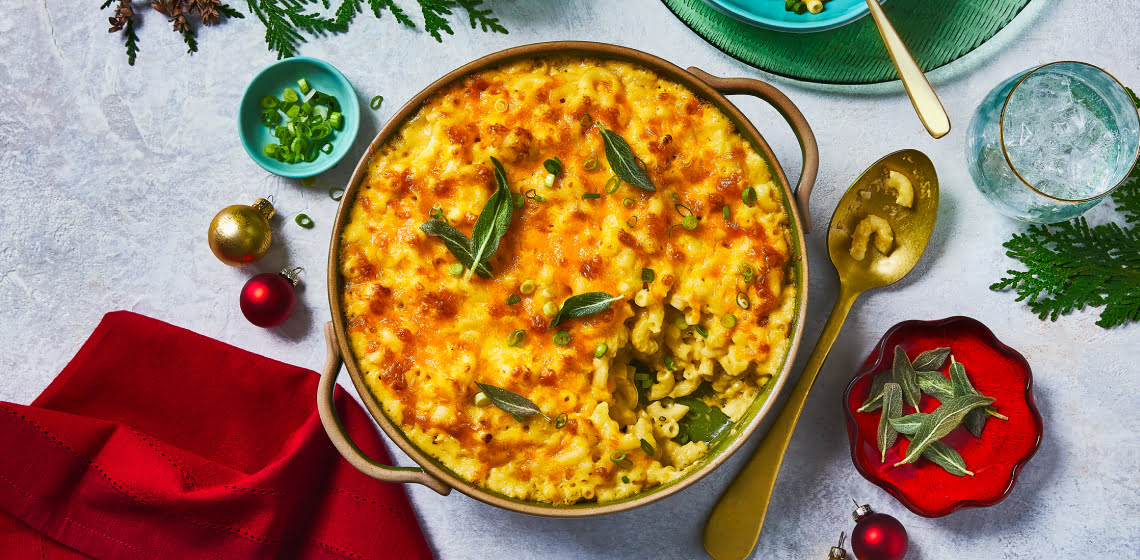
<box><xmin>1</xmin><ymin>0</ymin><xmax>1137</xmax><ymax>558</ymax></box>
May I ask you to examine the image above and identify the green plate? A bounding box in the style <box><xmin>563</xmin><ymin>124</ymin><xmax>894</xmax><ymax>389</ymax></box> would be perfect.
<box><xmin>662</xmin><ymin>0</ymin><xmax>1033</xmax><ymax>85</ymax></box>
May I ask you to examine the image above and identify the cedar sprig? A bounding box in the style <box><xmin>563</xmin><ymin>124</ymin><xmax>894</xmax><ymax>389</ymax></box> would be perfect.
<box><xmin>990</xmin><ymin>165</ymin><xmax>1140</xmax><ymax>328</ymax></box>
<box><xmin>103</xmin><ymin>0</ymin><xmax>505</xmax><ymax>64</ymax></box>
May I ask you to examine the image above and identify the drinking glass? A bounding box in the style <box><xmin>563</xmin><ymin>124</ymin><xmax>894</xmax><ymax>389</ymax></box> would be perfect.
<box><xmin>966</xmin><ymin>61</ymin><xmax>1140</xmax><ymax>223</ymax></box>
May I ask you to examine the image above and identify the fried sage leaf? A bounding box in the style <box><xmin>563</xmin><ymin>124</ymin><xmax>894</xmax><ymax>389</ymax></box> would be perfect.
<box><xmin>915</xmin><ymin>370</ymin><xmax>955</xmax><ymax>402</ymax></box>
<box><xmin>549</xmin><ymin>292</ymin><xmax>625</xmax><ymax>328</ymax></box>
<box><xmin>877</xmin><ymin>383</ymin><xmax>903</xmax><ymax>462</ymax></box>
<box><xmin>475</xmin><ymin>382</ymin><xmax>549</xmax><ymax>421</ymax></box>
<box><xmin>892</xmin><ymin>346</ymin><xmax>922</xmax><ymax>408</ymax></box>
<box><xmin>911</xmin><ymin>347</ymin><xmax>952</xmax><ymax>371</ymax></box>
<box><xmin>600</xmin><ymin>128</ymin><xmax>655</xmax><ymax>192</ymax></box>
<box><xmin>467</xmin><ymin>157</ymin><xmax>514</xmax><ymax>278</ymax></box>
<box><xmin>949</xmin><ymin>357</ymin><xmax>1008</xmax><ymax>437</ymax></box>
<box><xmin>895</xmin><ymin>394</ymin><xmax>994</xmax><ymax>466</ymax></box>
<box><xmin>888</xmin><ymin>412</ymin><xmax>928</xmax><ymax>435</ymax></box>
<box><xmin>857</xmin><ymin>370</ymin><xmax>891</xmax><ymax>412</ymax></box>
<box><xmin>419</xmin><ymin>219</ymin><xmax>493</xmax><ymax>277</ymax></box>
<box><xmin>922</xmin><ymin>441</ymin><xmax>974</xmax><ymax>476</ymax></box>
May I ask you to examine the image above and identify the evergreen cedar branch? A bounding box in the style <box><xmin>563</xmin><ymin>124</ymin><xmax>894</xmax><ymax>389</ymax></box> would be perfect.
<box><xmin>101</xmin><ymin>0</ymin><xmax>507</xmax><ymax>65</ymax></box>
<box><xmin>991</xmin><ymin>160</ymin><xmax>1140</xmax><ymax>328</ymax></box>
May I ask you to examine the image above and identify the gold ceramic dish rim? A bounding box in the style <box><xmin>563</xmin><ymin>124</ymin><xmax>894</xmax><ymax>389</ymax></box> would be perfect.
<box><xmin>997</xmin><ymin>60</ymin><xmax>1140</xmax><ymax>204</ymax></box>
<box><xmin>325</xmin><ymin>41</ymin><xmax>812</xmax><ymax>517</ymax></box>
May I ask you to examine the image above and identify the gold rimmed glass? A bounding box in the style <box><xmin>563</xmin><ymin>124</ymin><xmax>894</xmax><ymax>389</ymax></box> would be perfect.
<box><xmin>966</xmin><ymin>61</ymin><xmax>1140</xmax><ymax>223</ymax></box>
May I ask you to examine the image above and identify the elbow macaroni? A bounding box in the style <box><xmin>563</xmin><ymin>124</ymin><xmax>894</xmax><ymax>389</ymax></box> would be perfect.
<box><xmin>339</xmin><ymin>56</ymin><xmax>796</xmax><ymax>505</ymax></box>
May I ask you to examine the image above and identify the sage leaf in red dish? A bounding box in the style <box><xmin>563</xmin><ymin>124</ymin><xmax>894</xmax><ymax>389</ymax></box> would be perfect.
<box><xmin>888</xmin><ymin>412</ymin><xmax>928</xmax><ymax>435</ymax></box>
<box><xmin>895</xmin><ymin>394</ymin><xmax>994</xmax><ymax>466</ymax></box>
<box><xmin>475</xmin><ymin>382</ymin><xmax>550</xmax><ymax>422</ymax></box>
<box><xmin>892</xmin><ymin>346</ymin><xmax>922</xmax><ymax>408</ymax></box>
<box><xmin>911</xmin><ymin>347</ymin><xmax>952</xmax><ymax>371</ymax></box>
<box><xmin>923</xmin><ymin>441</ymin><xmax>974</xmax><ymax>477</ymax></box>
<box><xmin>549</xmin><ymin>292</ymin><xmax>624</xmax><ymax>328</ymax></box>
<box><xmin>600</xmin><ymin>128</ymin><xmax>655</xmax><ymax>192</ymax></box>
<box><xmin>949</xmin><ymin>357</ymin><xmax>1009</xmax><ymax>437</ymax></box>
<box><xmin>915</xmin><ymin>370</ymin><xmax>955</xmax><ymax>402</ymax></box>
<box><xmin>877</xmin><ymin>383</ymin><xmax>903</xmax><ymax>462</ymax></box>
<box><xmin>857</xmin><ymin>370</ymin><xmax>891</xmax><ymax>412</ymax></box>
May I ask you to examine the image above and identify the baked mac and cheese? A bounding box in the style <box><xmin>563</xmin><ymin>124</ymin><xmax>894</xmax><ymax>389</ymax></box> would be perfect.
<box><xmin>339</xmin><ymin>57</ymin><xmax>797</xmax><ymax>504</ymax></box>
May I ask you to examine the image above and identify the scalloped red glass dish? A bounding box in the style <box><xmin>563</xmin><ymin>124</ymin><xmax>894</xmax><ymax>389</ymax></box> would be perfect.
<box><xmin>843</xmin><ymin>317</ymin><xmax>1043</xmax><ymax>517</ymax></box>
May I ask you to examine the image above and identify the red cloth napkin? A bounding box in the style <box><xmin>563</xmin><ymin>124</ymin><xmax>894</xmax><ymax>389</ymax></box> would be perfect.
<box><xmin>0</xmin><ymin>311</ymin><xmax>433</xmax><ymax>560</ymax></box>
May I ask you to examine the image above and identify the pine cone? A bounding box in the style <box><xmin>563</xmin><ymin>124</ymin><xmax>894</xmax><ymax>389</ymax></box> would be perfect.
<box><xmin>107</xmin><ymin>1</ymin><xmax>134</xmax><ymax>33</ymax></box>
<box><xmin>188</xmin><ymin>0</ymin><xmax>223</xmax><ymax>25</ymax></box>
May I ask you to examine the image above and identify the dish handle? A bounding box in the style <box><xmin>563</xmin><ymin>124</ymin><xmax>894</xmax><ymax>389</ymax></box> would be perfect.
<box><xmin>686</xmin><ymin>67</ymin><xmax>818</xmax><ymax>233</ymax></box>
<box><xmin>317</xmin><ymin>322</ymin><xmax>452</xmax><ymax>495</ymax></box>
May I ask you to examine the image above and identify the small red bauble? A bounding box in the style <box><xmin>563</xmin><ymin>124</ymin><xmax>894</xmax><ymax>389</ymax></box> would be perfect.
<box><xmin>240</xmin><ymin>268</ymin><xmax>300</xmax><ymax>327</ymax></box>
<box><xmin>850</xmin><ymin>503</ymin><xmax>908</xmax><ymax>560</ymax></box>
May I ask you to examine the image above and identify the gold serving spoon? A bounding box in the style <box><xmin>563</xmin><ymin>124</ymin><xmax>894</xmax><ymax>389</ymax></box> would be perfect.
<box><xmin>703</xmin><ymin>150</ymin><xmax>939</xmax><ymax>560</ymax></box>
<box><xmin>865</xmin><ymin>0</ymin><xmax>951</xmax><ymax>138</ymax></box>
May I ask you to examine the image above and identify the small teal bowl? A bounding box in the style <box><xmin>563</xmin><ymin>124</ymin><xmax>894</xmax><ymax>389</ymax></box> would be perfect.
<box><xmin>238</xmin><ymin>57</ymin><xmax>360</xmax><ymax>178</ymax></box>
<box><xmin>702</xmin><ymin>0</ymin><xmax>879</xmax><ymax>32</ymax></box>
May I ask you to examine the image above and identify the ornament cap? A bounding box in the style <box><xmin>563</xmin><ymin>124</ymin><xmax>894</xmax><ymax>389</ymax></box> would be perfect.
<box><xmin>279</xmin><ymin>267</ymin><xmax>303</xmax><ymax>287</ymax></box>
<box><xmin>253</xmin><ymin>198</ymin><xmax>276</xmax><ymax>220</ymax></box>
<box><xmin>852</xmin><ymin>501</ymin><xmax>875</xmax><ymax>522</ymax></box>
<box><xmin>829</xmin><ymin>531</ymin><xmax>847</xmax><ymax>559</ymax></box>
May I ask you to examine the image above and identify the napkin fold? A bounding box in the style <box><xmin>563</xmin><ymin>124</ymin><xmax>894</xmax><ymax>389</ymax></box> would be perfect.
<box><xmin>0</xmin><ymin>311</ymin><xmax>433</xmax><ymax>560</ymax></box>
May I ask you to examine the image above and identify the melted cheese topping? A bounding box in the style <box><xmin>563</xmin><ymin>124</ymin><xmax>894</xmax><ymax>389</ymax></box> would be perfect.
<box><xmin>339</xmin><ymin>57</ymin><xmax>797</xmax><ymax>505</ymax></box>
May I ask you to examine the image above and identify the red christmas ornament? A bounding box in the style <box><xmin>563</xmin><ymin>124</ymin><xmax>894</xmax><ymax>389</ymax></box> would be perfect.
<box><xmin>240</xmin><ymin>268</ymin><xmax>300</xmax><ymax>327</ymax></box>
<box><xmin>850</xmin><ymin>502</ymin><xmax>908</xmax><ymax>560</ymax></box>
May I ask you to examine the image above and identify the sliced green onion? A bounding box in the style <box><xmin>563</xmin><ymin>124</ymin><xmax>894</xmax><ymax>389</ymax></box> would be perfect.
<box><xmin>543</xmin><ymin>301</ymin><xmax>559</xmax><ymax>317</ymax></box>
<box><xmin>295</xmin><ymin>214</ymin><xmax>314</xmax><ymax>228</ymax></box>
<box><xmin>554</xmin><ymin>413</ymin><xmax>568</xmax><ymax>429</ymax></box>
<box><xmin>297</xmin><ymin>78</ymin><xmax>311</xmax><ymax>95</ymax></box>
<box><xmin>742</xmin><ymin>187</ymin><xmax>758</xmax><ymax>205</ymax></box>
<box><xmin>520</xmin><ymin>280</ymin><xmax>536</xmax><ymax>295</ymax></box>
<box><xmin>259</xmin><ymin>95</ymin><xmax>278</xmax><ymax>109</ymax></box>
<box><xmin>736</xmin><ymin>291</ymin><xmax>751</xmax><ymax>309</ymax></box>
<box><xmin>544</xmin><ymin>157</ymin><xmax>563</xmax><ymax>176</ymax></box>
<box><xmin>506</xmin><ymin>293</ymin><xmax>521</xmax><ymax>305</ymax></box>
<box><xmin>260</xmin><ymin>110</ymin><xmax>280</xmax><ymax>126</ymax></box>
<box><xmin>694</xmin><ymin>324</ymin><xmax>709</xmax><ymax>338</ymax></box>
<box><xmin>594</xmin><ymin>343</ymin><xmax>608</xmax><ymax>358</ymax></box>
<box><xmin>511</xmin><ymin>192</ymin><xmax>525</xmax><ymax>209</ymax></box>
<box><xmin>474</xmin><ymin>392</ymin><xmax>491</xmax><ymax>407</ymax></box>
<box><xmin>723</xmin><ymin>205</ymin><xmax>731</xmax><ymax>220</ymax></box>
<box><xmin>621</xmin><ymin>475</ymin><xmax>630</xmax><ymax>484</ymax></box>
<box><xmin>544</xmin><ymin>174</ymin><xmax>555</xmax><ymax>187</ymax></box>
<box><xmin>720</xmin><ymin>314</ymin><xmax>737</xmax><ymax>328</ymax></box>
<box><xmin>626</xmin><ymin>216</ymin><xmax>638</xmax><ymax>228</ymax></box>
<box><xmin>329</xmin><ymin>112</ymin><xmax>343</xmax><ymax>130</ymax></box>
<box><xmin>525</xmin><ymin>189</ymin><xmax>539</xmax><ymax>200</ymax></box>
<box><xmin>321</xmin><ymin>142</ymin><xmax>333</xmax><ymax>154</ymax></box>
<box><xmin>448</xmin><ymin>262</ymin><xmax>463</xmax><ymax>277</ymax></box>
<box><xmin>641</xmin><ymin>268</ymin><xmax>655</xmax><ymax>283</ymax></box>
<box><xmin>553</xmin><ymin>330</ymin><xmax>571</xmax><ymax>346</ymax></box>
<box><xmin>682</xmin><ymin>215</ymin><xmax>699</xmax><ymax>230</ymax></box>
<box><xmin>507</xmin><ymin>329</ymin><xmax>526</xmax><ymax>347</ymax></box>
<box><xmin>675</xmin><ymin>203</ymin><xmax>693</xmax><ymax>217</ymax></box>
<box><xmin>609</xmin><ymin>450</ymin><xmax>632</xmax><ymax>469</ymax></box>
<box><xmin>605</xmin><ymin>176</ymin><xmax>620</xmax><ymax>194</ymax></box>
<box><xmin>429</xmin><ymin>206</ymin><xmax>444</xmax><ymax>220</ymax></box>
<box><xmin>582</xmin><ymin>193</ymin><xmax>601</xmax><ymax>200</ymax></box>
<box><xmin>739</xmin><ymin>263</ymin><xmax>755</xmax><ymax>281</ymax></box>
<box><xmin>640</xmin><ymin>438</ymin><xmax>655</xmax><ymax>456</ymax></box>
<box><xmin>282</xmin><ymin>88</ymin><xmax>299</xmax><ymax>103</ymax></box>
<box><xmin>671</xmin><ymin>192</ymin><xmax>680</xmax><ymax>203</ymax></box>
<box><xmin>583</xmin><ymin>158</ymin><xmax>598</xmax><ymax>171</ymax></box>
<box><xmin>263</xmin><ymin>144</ymin><xmax>279</xmax><ymax>157</ymax></box>
<box><xmin>329</xmin><ymin>187</ymin><xmax>344</xmax><ymax>201</ymax></box>
<box><xmin>534</xmin><ymin>194</ymin><xmax>547</xmax><ymax>202</ymax></box>
<box><xmin>622</xmin><ymin>198</ymin><xmax>635</xmax><ymax>209</ymax></box>
<box><xmin>370</xmin><ymin>95</ymin><xmax>383</xmax><ymax>110</ymax></box>
<box><xmin>674</xmin><ymin>317</ymin><xmax>688</xmax><ymax>331</ymax></box>
<box><xmin>580</xmin><ymin>113</ymin><xmax>593</xmax><ymax>128</ymax></box>
<box><xmin>664</xmin><ymin>355</ymin><xmax>676</xmax><ymax>370</ymax></box>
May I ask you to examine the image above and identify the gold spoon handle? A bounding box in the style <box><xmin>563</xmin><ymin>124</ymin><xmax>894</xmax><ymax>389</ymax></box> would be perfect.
<box><xmin>864</xmin><ymin>0</ymin><xmax>951</xmax><ymax>139</ymax></box>
<box><xmin>703</xmin><ymin>283</ymin><xmax>862</xmax><ymax>560</ymax></box>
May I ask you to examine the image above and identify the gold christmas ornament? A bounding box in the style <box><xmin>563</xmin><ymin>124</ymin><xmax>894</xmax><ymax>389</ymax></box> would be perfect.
<box><xmin>208</xmin><ymin>198</ymin><xmax>275</xmax><ymax>266</ymax></box>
